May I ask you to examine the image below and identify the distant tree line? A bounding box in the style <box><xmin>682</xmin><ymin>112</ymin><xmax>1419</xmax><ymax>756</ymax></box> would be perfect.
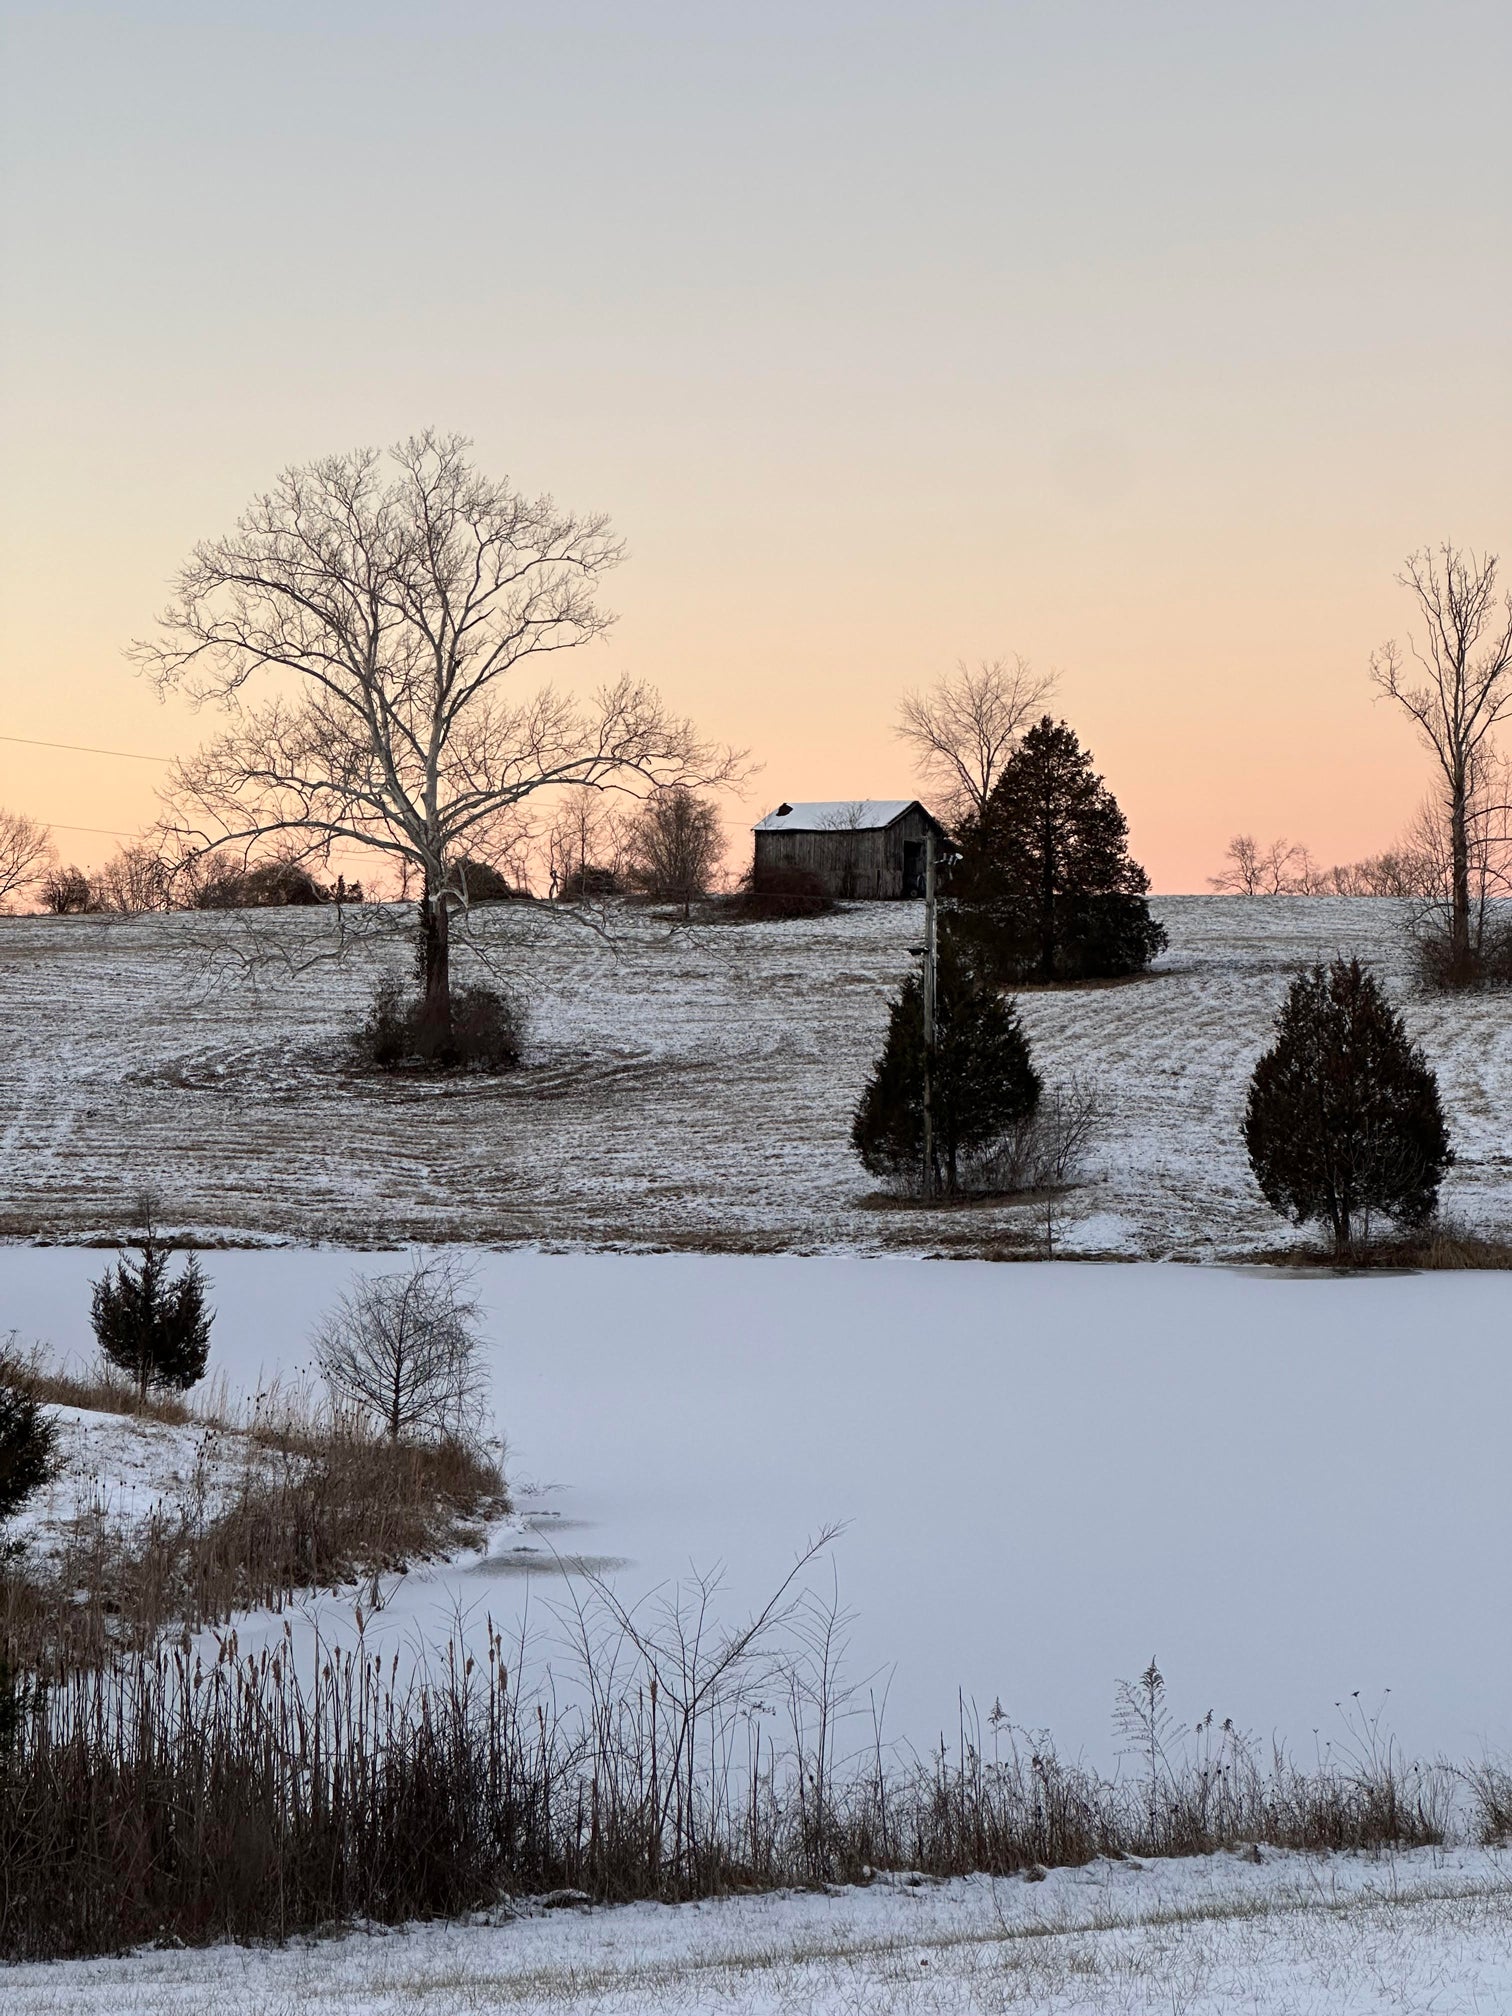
<box><xmin>32</xmin><ymin>844</ymin><xmax>367</xmax><ymax>916</ymax></box>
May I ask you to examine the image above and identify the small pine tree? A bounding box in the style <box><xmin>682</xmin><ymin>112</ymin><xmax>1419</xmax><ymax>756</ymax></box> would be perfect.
<box><xmin>852</xmin><ymin>937</ymin><xmax>1042</xmax><ymax>1194</ymax></box>
<box><xmin>1244</xmin><ymin>957</ymin><xmax>1453</xmax><ymax>1255</ymax></box>
<box><xmin>0</xmin><ymin>1359</ymin><xmax>58</xmax><ymax>1526</ymax></box>
<box><xmin>948</xmin><ymin>716</ymin><xmax>1167</xmax><ymax>983</ymax></box>
<box><xmin>90</xmin><ymin>1231</ymin><xmax>213</xmax><ymax>1402</ymax></box>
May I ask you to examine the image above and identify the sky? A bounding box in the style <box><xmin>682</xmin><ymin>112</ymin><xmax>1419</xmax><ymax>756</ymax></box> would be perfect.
<box><xmin>2</xmin><ymin>0</ymin><xmax>1509</xmax><ymax>890</ymax></box>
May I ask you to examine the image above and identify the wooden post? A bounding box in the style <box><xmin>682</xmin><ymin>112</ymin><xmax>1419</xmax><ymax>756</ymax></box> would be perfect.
<box><xmin>921</xmin><ymin>830</ymin><xmax>937</xmax><ymax>1199</ymax></box>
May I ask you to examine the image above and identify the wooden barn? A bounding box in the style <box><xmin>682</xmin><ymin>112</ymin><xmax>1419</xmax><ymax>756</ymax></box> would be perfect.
<box><xmin>751</xmin><ymin>800</ymin><xmax>948</xmax><ymax>900</ymax></box>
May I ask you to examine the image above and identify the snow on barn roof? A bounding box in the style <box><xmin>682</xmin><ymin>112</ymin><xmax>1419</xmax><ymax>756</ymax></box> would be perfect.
<box><xmin>753</xmin><ymin>800</ymin><xmax>921</xmax><ymax>833</ymax></box>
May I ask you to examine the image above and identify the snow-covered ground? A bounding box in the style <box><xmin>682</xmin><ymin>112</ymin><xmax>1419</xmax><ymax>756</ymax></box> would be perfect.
<box><xmin>3</xmin><ymin>895</ymin><xmax>1510</xmax><ymax>1258</ymax></box>
<box><xmin>5</xmin><ymin>1846</ymin><xmax>1511</xmax><ymax>2012</ymax></box>
<box><xmin>9</xmin><ymin>1404</ymin><xmax>234</xmax><ymax>1551</ymax></box>
<box><xmin>6</xmin><ymin>1248</ymin><xmax>1511</xmax><ymax>1766</ymax></box>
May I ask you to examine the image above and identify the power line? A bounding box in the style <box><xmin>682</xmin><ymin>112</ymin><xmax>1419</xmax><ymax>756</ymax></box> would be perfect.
<box><xmin>50</xmin><ymin>822</ymin><xmax>141</xmax><ymax>839</ymax></box>
<box><xmin>0</xmin><ymin>733</ymin><xmax>171</xmax><ymax>764</ymax></box>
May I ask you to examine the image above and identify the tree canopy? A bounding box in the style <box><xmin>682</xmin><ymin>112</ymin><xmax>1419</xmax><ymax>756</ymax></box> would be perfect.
<box><xmin>946</xmin><ymin>716</ymin><xmax>1166</xmax><ymax>983</ymax></box>
<box><xmin>136</xmin><ymin>432</ymin><xmax>740</xmax><ymax>1026</ymax></box>
<box><xmin>1244</xmin><ymin>957</ymin><xmax>1452</xmax><ymax>1253</ymax></box>
<box><xmin>852</xmin><ymin>938</ymin><xmax>1041</xmax><ymax>1195</ymax></box>
<box><xmin>91</xmin><ymin>1235</ymin><xmax>214</xmax><ymax>1401</ymax></box>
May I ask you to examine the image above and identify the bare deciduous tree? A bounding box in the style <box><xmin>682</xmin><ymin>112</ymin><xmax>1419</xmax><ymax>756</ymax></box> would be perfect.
<box><xmin>1208</xmin><ymin>834</ymin><xmax>1314</xmax><ymax>896</ymax></box>
<box><xmin>624</xmin><ymin>788</ymin><xmax>722</xmax><ymax>916</ymax></box>
<box><xmin>39</xmin><ymin>864</ymin><xmax>97</xmax><ymax>914</ymax></box>
<box><xmin>312</xmin><ymin>1254</ymin><xmax>488</xmax><ymax>1444</ymax></box>
<box><xmin>0</xmin><ymin>809</ymin><xmax>54</xmax><ymax>911</ymax></box>
<box><xmin>1371</xmin><ymin>545</ymin><xmax>1512</xmax><ymax>975</ymax></box>
<box><xmin>133</xmin><ymin>432</ymin><xmax>743</xmax><ymax>1031</ymax></box>
<box><xmin>95</xmin><ymin>843</ymin><xmax>173</xmax><ymax>914</ymax></box>
<box><xmin>895</xmin><ymin>656</ymin><xmax>1057</xmax><ymax>828</ymax></box>
<box><xmin>545</xmin><ymin>785</ymin><xmax>627</xmax><ymax>901</ymax></box>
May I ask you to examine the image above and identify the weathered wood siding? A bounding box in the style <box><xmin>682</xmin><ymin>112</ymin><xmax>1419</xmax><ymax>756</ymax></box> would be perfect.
<box><xmin>753</xmin><ymin>805</ymin><xmax>940</xmax><ymax>899</ymax></box>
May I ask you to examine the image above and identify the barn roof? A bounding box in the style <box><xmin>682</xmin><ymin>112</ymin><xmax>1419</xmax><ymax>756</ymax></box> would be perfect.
<box><xmin>753</xmin><ymin>799</ymin><xmax>928</xmax><ymax>833</ymax></box>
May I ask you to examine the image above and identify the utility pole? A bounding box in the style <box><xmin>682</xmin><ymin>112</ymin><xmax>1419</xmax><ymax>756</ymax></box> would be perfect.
<box><xmin>921</xmin><ymin>830</ymin><xmax>937</xmax><ymax>1199</ymax></box>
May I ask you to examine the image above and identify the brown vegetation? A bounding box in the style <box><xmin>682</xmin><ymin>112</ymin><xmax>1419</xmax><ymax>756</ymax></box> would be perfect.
<box><xmin>0</xmin><ymin>1367</ymin><xmax>506</xmax><ymax>1677</ymax></box>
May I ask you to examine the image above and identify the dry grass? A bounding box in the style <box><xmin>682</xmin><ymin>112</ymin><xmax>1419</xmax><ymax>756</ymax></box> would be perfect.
<box><xmin>15</xmin><ymin>1355</ymin><xmax>200</xmax><ymax>1425</ymax></box>
<box><xmin>0</xmin><ymin>1363</ymin><xmax>507</xmax><ymax>1676</ymax></box>
<box><xmin>0</xmin><ymin>1474</ymin><xmax>1473</xmax><ymax>1962</ymax></box>
<box><xmin>1249</xmin><ymin>1219</ymin><xmax>1512</xmax><ymax>1272</ymax></box>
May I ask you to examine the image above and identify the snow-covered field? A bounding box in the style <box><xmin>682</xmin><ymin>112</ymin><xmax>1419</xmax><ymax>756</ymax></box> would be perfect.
<box><xmin>3</xmin><ymin>895</ymin><xmax>1510</xmax><ymax>1258</ymax></box>
<box><xmin>6</xmin><ymin>1248</ymin><xmax>1512</xmax><ymax>1766</ymax></box>
<box><xmin>5</xmin><ymin>1846</ymin><xmax>1511</xmax><ymax>2013</ymax></box>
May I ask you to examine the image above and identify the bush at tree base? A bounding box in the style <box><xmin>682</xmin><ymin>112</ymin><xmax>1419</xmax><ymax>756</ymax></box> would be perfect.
<box><xmin>852</xmin><ymin>936</ymin><xmax>1041</xmax><ymax>1195</ymax></box>
<box><xmin>359</xmin><ymin>975</ymin><xmax>524</xmax><ymax>1073</ymax></box>
<box><xmin>1410</xmin><ymin>907</ymin><xmax>1512</xmax><ymax>991</ymax></box>
<box><xmin>948</xmin><ymin>716</ymin><xmax>1166</xmax><ymax>983</ymax></box>
<box><xmin>89</xmin><ymin>1239</ymin><xmax>213</xmax><ymax>1401</ymax></box>
<box><xmin>1244</xmin><ymin>957</ymin><xmax>1453</xmax><ymax>1254</ymax></box>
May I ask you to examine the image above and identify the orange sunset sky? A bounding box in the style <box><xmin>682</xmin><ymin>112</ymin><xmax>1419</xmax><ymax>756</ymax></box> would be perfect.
<box><xmin>2</xmin><ymin>2</ymin><xmax>1508</xmax><ymax>892</ymax></box>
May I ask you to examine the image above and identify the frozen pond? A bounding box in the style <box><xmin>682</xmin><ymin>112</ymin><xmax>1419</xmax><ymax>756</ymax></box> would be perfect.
<box><xmin>3</xmin><ymin>1248</ymin><xmax>1509</xmax><ymax>1763</ymax></box>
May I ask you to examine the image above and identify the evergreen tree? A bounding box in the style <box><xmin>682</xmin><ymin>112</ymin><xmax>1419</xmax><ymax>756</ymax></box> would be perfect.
<box><xmin>948</xmin><ymin>716</ymin><xmax>1167</xmax><ymax>983</ymax></box>
<box><xmin>1244</xmin><ymin>957</ymin><xmax>1452</xmax><ymax>1254</ymax></box>
<box><xmin>852</xmin><ymin>937</ymin><xmax>1041</xmax><ymax>1194</ymax></box>
<box><xmin>90</xmin><ymin>1231</ymin><xmax>213</xmax><ymax>1401</ymax></box>
<box><xmin>0</xmin><ymin>1360</ymin><xmax>58</xmax><ymax>1526</ymax></box>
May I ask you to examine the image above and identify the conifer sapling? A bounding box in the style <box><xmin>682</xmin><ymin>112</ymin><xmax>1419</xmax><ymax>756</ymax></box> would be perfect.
<box><xmin>90</xmin><ymin>1223</ymin><xmax>214</xmax><ymax>1402</ymax></box>
<box><xmin>852</xmin><ymin>936</ymin><xmax>1041</xmax><ymax>1195</ymax></box>
<box><xmin>1244</xmin><ymin>957</ymin><xmax>1452</xmax><ymax>1254</ymax></box>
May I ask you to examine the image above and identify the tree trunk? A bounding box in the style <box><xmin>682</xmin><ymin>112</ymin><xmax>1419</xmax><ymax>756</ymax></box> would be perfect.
<box><xmin>1450</xmin><ymin>769</ymin><xmax>1472</xmax><ymax>973</ymax></box>
<box><xmin>418</xmin><ymin>879</ymin><xmax>452</xmax><ymax>1036</ymax></box>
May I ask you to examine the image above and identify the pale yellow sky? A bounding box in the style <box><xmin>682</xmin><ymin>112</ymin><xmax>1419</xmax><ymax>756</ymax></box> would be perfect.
<box><xmin>2</xmin><ymin>3</ymin><xmax>1507</xmax><ymax>890</ymax></box>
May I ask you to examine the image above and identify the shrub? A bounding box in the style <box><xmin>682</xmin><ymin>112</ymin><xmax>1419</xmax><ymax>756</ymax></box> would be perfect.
<box><xmin>965</xmin><ymin>1079</ymin><xmax>1103</xmax><ymax>1194</ymax></box>
<box><xmin>559</xmin><ymin>863</ymin><xmax>621</xmax><ymax>901</ymax></box>
<box><xmin>193</xmin><ymin>857</ymin><xmax>329</xmax><ymax>908</ymax></box>
<box><xmin>852</xmin><ymin>938</ymin><xmax>1041</xmax><ymax>1195</ymax></box>
<box><xmin>1244</xmin><ymin>957</ymin><xmax>1453</xmax><ymax>1256</ymax></box>
<box><xmin>357</xmin><ymin>977</ymin><xmax>524</xmax><ymax>1074</ymax></box>
<box><xmin>90</xmin><ymin>1233</ymin><xmax>213</xmax><ymax>1403</ymax></box>
<box><xmin>0</xmin><ymin>1354</ymin><xmax>58</xmax><ymax>1528</ymax></box>
<box><xmin>1409</xmin><ymin>908</ymin><xmax>1512</xmax><ymax>990</ymax></box>
<box><xmin>452</xmin><ymin>856</ymin><xmax>523</xmax><ymax>904</ymax></box>
<box><xmin>39</xmin><ymin>865</ymin><xmax>97</xmax><ymax>915</ymax></box>
<box><xmin>729</xmin><ymin>865</ymin><xmax>835</xmax><ymax>920</ymax></box>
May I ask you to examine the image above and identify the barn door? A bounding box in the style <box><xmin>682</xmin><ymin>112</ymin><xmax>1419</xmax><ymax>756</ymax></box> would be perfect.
<box><xmin>902</xmin><ymin>839</ymin><xmax>924</xmax><ymax>897</ymax></box>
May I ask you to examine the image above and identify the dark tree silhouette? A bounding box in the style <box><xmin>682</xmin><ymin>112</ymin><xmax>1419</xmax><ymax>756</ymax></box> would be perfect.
<box><xmin>1244</xmin><ymin>958</ymin><xmax>1452</xmax><ymax>1255</ymax></box>
<box><xmin>91</xmin><ymin>1233</ymin><xmax>214</xmax><ymax>1402</ymax></box>
<box><xmin>0</xmin><ymin>1360</ymin><xmax>58</xmax><ymax>1525</ymax></box>
<box><xmin>947</xmin><ymin>717</ymin><xmax>1166</xmax><ymax>983</ymax></box>
<box><xmin>852</xmin><ymin>938</ymin><xmax>1041</xmax><ymax>1194</ymax></box>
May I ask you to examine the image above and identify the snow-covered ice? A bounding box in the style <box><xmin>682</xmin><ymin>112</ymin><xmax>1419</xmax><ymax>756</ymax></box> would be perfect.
<box><xmin>5</xmin><ymin>1247</ymin><xmax>1511</xmax><ymax>1766</ymax></box>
